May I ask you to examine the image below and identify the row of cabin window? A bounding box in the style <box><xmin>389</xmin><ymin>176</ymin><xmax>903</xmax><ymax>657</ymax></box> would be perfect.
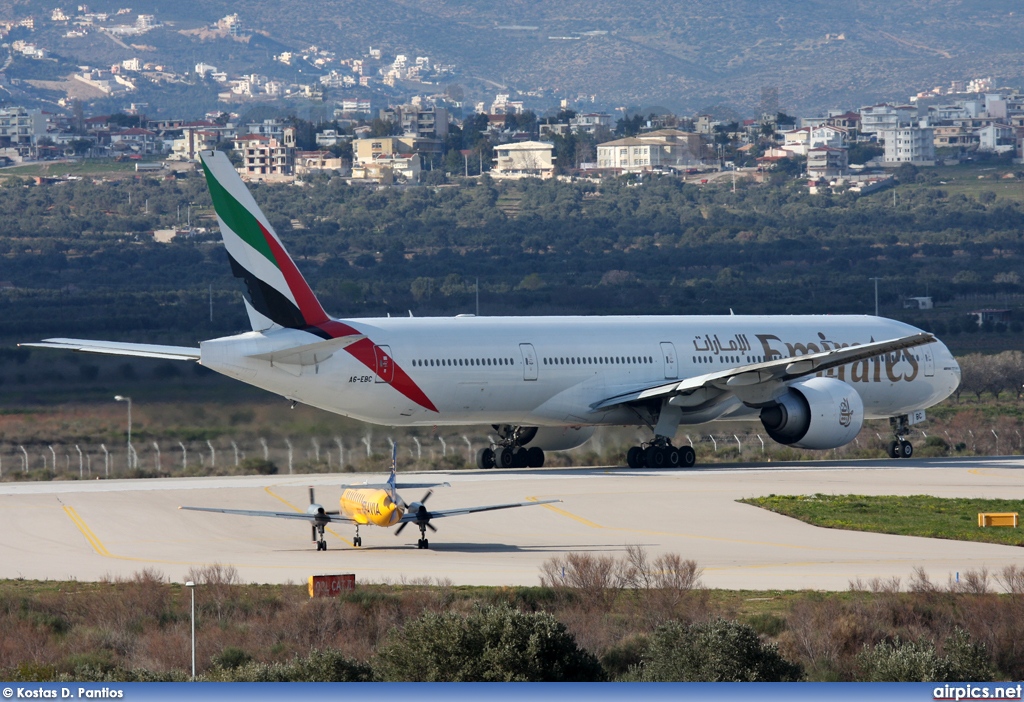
<box><xmin>692</xmin><ymin>352</ymin><xmax>925</xmax><ymax>365</ymax></box>
<box><xmin>412</xmin><ymin>357</ymin><xmax>515</xmax><ymax>368</ymax></box>
<box><xmin>693</xmin><ymin>355</ymin><xmax>766</xmax><ymax>364</ymax></box>
<box><xmin>544</xmin><ymin>355</ymin><xmax>653</xmax><ymax>366</ymax></box>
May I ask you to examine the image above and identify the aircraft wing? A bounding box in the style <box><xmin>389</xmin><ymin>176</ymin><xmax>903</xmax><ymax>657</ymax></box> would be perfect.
<box><xmin>592</xmin><ymin>332</ymin><xmax>936</xmax><ymax>411</ymax></box>
<box><xmin>340</xmin><ymin>481</ymin><xmax>451</xmax><ymax>490</ymax></box>
<box><xmin>400</xmin><ymin>498</ymin><xmax>560</xmax><ymax>522</ymax></box>
<box><xmin>22</xmin><ymin>338</ymin><xmax>201</xmax><ymax>361</ymax></box>
<box><xmin>179</xmin><ymin>506</ymin><xmax>355</xmax><ymax>523</ymax></box>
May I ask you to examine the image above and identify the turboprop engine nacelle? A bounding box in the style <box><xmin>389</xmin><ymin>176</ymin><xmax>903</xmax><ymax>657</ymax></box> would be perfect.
<box><xmin>759</xmin><ymin>377</ymin><xmax>864</xmax><ymax>450</ymax></box>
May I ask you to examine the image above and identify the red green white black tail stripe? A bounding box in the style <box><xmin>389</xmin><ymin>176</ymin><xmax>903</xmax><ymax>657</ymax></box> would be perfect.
<box><xmin>200</xmin><ymin>151</ymin><xmax>329</xmax><ymax>331</ymax></box>
<box><xmin>199</xmin><ymin>150</ymin><xmax>437</xmax><ymax>412</ymax></box>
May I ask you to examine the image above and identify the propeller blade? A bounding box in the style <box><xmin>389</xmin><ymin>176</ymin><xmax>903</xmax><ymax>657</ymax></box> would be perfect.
<box><xmin>311</xmin><ymin>524</ymin><xmax>316</xmax><ymax>542</ymax></box>
<box><xmin>309</xmin><ymin>486</ymin><xmax>315</xmax><ymax>504</ymax></box>
<box><xmin>420</xmin><ymin>490</ymin><xmax>433</xmax><ymax>504</ymax></box>
<box><xmin>395</xmin><ymin>522</ymin><xmax>408</xmax><ymax>536</ymax></box>
<box><xmin>426</xmin><ymin>522</ymin><xmax>437</xmax><ymax>533</ymax></box>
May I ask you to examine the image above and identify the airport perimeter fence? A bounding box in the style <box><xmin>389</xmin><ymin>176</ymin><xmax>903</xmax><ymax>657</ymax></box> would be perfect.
<box><xmin>0</xmin><ymin>419</ymin><xmax>1017</xmax><ymax>480</ymax></box>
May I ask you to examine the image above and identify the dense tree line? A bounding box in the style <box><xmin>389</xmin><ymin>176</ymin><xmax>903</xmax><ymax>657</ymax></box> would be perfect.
<box><xmin>1</xmin><ymin>170</ymin><xmax>1023</xmax><ymax>350</ymax></box>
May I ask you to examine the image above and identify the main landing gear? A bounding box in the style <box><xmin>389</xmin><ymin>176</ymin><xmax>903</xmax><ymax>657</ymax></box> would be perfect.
<box><xmin>476</xmin><ymin>425</ymin><xmax>545</xmax><ymax>469</ymax></box>
<box><xmin>353</xmin><ymin>525</ymin><xmax>363</xmax><ymax>548</ymax></box>
<box><xmin>626</xmin><ymin>440</ymin><xmax>696</xmax><ymax>469</ymax></box>
<box><xmin>887</xmin><ymin>415</ymin><xmax>914</xmax><ymax>459</ymax></box>
<box><xmin>314</xmin><ymin>523</ymin><xmax>327</xmax><ymax>551</ymax></box>
<box><xmin>626</xmin><ymin>401</ymin><xmax>694</xmax><ymax>469</ymax></box>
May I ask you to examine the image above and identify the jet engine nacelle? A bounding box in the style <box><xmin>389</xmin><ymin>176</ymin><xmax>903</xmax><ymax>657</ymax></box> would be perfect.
<box><xmin>523</xmin><ymin>426</ymin><xmax>596</xmax><ymax>451</ymax></box>
<box><xmin>759</xmin><ymin>377</ymin><xmax>863</xmax><ymax>450</ymax></box>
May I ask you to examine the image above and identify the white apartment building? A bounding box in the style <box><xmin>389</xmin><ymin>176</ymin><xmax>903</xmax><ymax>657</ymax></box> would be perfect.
<box><xmin>882</xmin><ymin>123</ymin><xmax>935</xmax><ymax>164</ymax></box>
<box><xmin>492</xmin><ymin>141</ymin><xmax>556</xmax><ymax>179</ymax></box>
<box><xmin>807</xmin><ymin>147</ymin><xmax>848</xmax><ymax>178</ymax></box>
<box><xmin>859</xmin><ymin>104</ymin><xmax>918</xmax><ymax>135</ymax></box>
<box><xmin>782</xmin><ymin>125</ymin><xmax>848</xmax><ymax>156</ymax></box>
<box><xmin>597</xmin><ymin>137</ymin><xmax>659</xmax><ymax>171</ymax></box>
<box><xmin>0</xmin><ymin>107</ymin><xmax>47</xmax><ymax>147</ymax></box>
<box><xmin>233</xmin><ymin>133</ymin><xmax>295</xmax><ymax>178</ymax></box>
<box><xmin>977</xmin><ymin>124</ymin><xmax>1017</xmax><ymax>153</ymax></box>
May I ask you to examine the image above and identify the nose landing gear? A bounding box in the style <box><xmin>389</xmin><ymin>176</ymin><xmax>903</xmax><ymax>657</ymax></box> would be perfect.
<box><xmin>887</xmin><ymin>415</ymin><xmax>914</xmax><ymax>459</ymax></box>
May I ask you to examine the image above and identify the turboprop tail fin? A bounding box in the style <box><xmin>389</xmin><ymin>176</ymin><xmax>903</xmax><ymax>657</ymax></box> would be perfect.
<box><xmin>199</xmin><ymin>150</ymin><xmax>329</xmax><ymax>332</ymax></box>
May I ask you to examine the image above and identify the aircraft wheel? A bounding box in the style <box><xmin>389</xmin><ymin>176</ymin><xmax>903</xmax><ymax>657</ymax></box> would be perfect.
<box><xmin>422</xmin><ymin>538</ymin><xmax>429</xmax><ymax>549</ymax></box>
<box><xmin>626</xmin><ymin>446</ymin><xmax>644</xmax><ymax>468</ymax></box>
<box><xmin>353</xmin><ymin>537</ymin><xmax>362</xmax><ymax>547</ymax></box>
<box><xmin>512</xmin><ymin>447</ymin><xmax>529</xmax><ymax>468</ymax></box>
<box><xmin>476</xmin><ymin>447</ymin><xmax>495</xmax><ymax>469</ymax></box>
<box><xmin>497</xmin><ymin>447</ymin><xmax>515</xmax><ymax>468</ymax></box>
<box><xmin>899</xmin><ymin>441</ymin><xmax>913</xmax><ymax>458</ymax></box>
<box><xmin>680</xmin><ymin>446</ymin><xmax>696</xmax><ymax>468</ymax></box>
<box><xmin>645</xmin><ymin>445</ymin><xmax>666</xmax><ymax>468</ymax></box>
<box><xmin>887</xmin><ymin>440</ymin><xmax>900</xmax><ymax>459</ymax></box>
<box><xmin>527</xmin><ymin>447</ymin><xmax>545</xmax><ymax>468</ymax></box>
<box><xmin>665</xmin><ymin>446</ymin><xmax>681</xmax><ymax>467</ymax></box>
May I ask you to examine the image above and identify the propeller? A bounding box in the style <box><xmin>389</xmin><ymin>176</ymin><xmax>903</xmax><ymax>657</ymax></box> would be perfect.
<box><xmin>395</xmin><ymin>490</ymin><xmax>435</xmax><ymax>536</ymax></box>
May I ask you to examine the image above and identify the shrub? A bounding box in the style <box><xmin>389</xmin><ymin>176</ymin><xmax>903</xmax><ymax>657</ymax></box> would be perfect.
<box><xmin>373</xmin><ymin>604</ymin><xmax>605</xmax><ymax>681</ymax></box>
<box><xmin>238</xmin><ymin>457</ymin><xmax>277</xmax><ymax>475</ymax></box>
<box><xmin>857</xmin><ymin>629</ymin><xmax>993</xmax><ymax>682</ymax></box>
<box><xmin>634</xmin><ymin>618</ymin><xmax>803</xmax><ymax>681</ymax></box>
<box><xmin>209</xmin><ymin>649</ymin><xmax>372</xmax><ymax>682</ymax></box>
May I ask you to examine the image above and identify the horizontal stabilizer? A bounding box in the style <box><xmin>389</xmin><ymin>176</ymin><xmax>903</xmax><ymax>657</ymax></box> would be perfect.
<box><xmin>341</xmin><ymin>481</ymin><xmax>451</xmax><ymax>490</ymax></box>
<box><xmin>22</xmin><ymin>338</ymin><xmax>200</xmax><ymax>361</ymax></box>
<box><xmin>247</xmin><ymin>334</ymin><xmax>365</xmax><ymax>367</ymax></box>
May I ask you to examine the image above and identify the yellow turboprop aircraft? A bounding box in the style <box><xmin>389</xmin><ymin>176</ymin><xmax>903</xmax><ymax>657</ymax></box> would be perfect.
<box><xmin>180</xmin><ymin>447</ymin><xmax>559</xmax><ymax>550</ymax></box>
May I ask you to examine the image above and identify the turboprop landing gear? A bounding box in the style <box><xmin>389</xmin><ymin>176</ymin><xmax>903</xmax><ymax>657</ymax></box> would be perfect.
<box><xmin>626</xmin><ymin>440</ymin><xmax>695</xmax><ymax>468</ymax></box>
<box><xmin>887</xmin><ymin>415</ymin><xmax>914</xmax><ymax>459</ymax></box>
<box><xmin>314</xmin><ymin>524</ymin><xmax>327</xmax><ymax>551</ymax></box>
<box><xmin>477</xmin><ymin>426</ymin><xmax>545</xmax><ymax>469</ymax></box>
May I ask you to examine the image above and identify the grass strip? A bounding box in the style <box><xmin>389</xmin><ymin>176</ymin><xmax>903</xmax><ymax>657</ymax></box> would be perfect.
<box><xmin>739</xmin><ymin>494</ymin><xmax>1024</xmax><ymax>547</ymax></box>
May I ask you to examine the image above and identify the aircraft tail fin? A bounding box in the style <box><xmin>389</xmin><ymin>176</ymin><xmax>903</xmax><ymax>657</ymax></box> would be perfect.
<box><xmin>199</xmin><ymin>150</ymin><xmax>329</xmax><ymax>332</ymax></box>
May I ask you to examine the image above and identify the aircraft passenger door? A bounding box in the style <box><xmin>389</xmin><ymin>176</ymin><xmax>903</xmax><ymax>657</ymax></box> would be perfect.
<box><xmin>519</xmin><ymin>343</ymin><xmax>538</xmax><ymax>381</ymax></box>
<box><xmin>922</xmin><ymin>348</ymin><xmax>935</xmax><ymax>377</ymax></box>
<box><xmin>373</xmin><ymin>345</ymin><xmax>394</xmax><ymax>384</ymax></box>
<box><xmin>660</xmin><ymin>342</ymin><xmax>678</xmax><ymax>379</ymax></box>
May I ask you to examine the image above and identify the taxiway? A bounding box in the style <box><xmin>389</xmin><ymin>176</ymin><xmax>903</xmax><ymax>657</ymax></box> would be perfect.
<box><xmin>1</xmin><ymin>457</ymin><xmax>1023</xmax><ymax>589</ymax></box>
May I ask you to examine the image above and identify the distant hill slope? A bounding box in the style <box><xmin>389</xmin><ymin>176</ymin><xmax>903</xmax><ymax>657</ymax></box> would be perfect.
<box><xmin>6</xmin><ymin>0</ymin><xmax>1024</xmax><ymax>114</ymax></box>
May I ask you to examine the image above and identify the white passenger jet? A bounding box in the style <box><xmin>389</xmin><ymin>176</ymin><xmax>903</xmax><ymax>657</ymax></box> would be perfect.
<box><xmin>25</xmin><ymin>151</ymin><xmax>961</xmax><ymax>469</ymax></box>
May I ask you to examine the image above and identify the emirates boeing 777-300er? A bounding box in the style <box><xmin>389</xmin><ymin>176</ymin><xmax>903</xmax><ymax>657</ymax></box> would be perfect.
<box><xmin>25</xmin><ymin>151</ymin><xmax>961</xmax><ymax>469</ymax></box>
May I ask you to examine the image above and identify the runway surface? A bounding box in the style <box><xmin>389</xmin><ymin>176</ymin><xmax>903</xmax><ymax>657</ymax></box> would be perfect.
<box><xmin>2</xmin><ymin>456</ymin><xmax>1024</xmax><ymax>590</ymax></box>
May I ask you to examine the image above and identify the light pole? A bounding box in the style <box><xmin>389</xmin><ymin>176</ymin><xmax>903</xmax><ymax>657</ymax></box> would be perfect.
<box><xmin>114</xmin><ymin>395</ymin><xmax>132</xmax><ymax>470</ymax></box>
<box><xmin>185</xmin><ymin>580</ymin><xmax>196</xmax><ymax>679</ymax></box>
<box><xmin>869</xmin><ymin>277</ymin><xmax>881</xmax><ymax>316</ymax></box>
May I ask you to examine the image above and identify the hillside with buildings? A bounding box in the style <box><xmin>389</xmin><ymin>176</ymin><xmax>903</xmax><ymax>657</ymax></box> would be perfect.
<box><xmin>2</xmin><ymin>1</ymin><xmax>1024</xmax><ymax>115</ymax></box>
